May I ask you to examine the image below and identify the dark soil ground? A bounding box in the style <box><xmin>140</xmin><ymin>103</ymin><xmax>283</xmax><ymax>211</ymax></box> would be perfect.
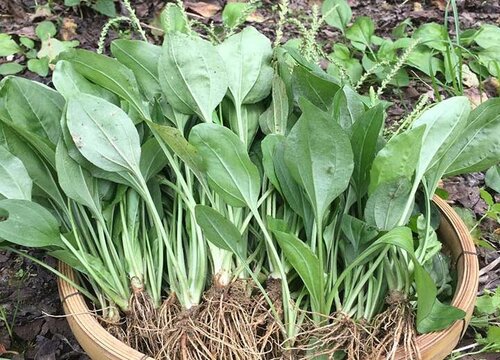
<box><xmin>1</xmin><ymin>0</ymin><xmax>499</xmax><ymax>359</ymax></box>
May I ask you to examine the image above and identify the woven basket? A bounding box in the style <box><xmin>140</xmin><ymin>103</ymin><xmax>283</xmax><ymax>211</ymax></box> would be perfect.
<box><xmin>58</xmin><ymin>196</ymin><xmax>478</xmax><ymax>360</ymax></box>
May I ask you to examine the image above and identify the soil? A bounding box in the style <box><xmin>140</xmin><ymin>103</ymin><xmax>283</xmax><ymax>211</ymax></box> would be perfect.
<box><xmin>0</xmin><ymin>0</ymin><xmax>499</xmax><ymax>359</ymax></box>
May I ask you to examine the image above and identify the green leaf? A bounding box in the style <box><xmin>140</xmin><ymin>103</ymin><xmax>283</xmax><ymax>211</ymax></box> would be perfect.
<box><xmin>2</xmin><ymin>76</ymin><xmax>64</xmax><ymax>146</ymax></box>
<box><xmin>59</xmin><ymin>49</ymin><xmax>148</xmax><ymax>120</ymax></box>
<box><xmin>485</xmin><ymin>165</ymin><xmax>500</xmax><ymax>193</ymax></box>
<box><xmin>477</xmin><ymin>47</ymin><xmax>500</xmax><ymax>77</ymax></box>
<box><xmin>222</xmin><ymin>3</ymin><xmax>247</xmax><ymax>28</ymax></box>
<box><xmin>331</xmin><ymin>85</ymin><xmax>365</xmax><ymax>131</ymax></box>
<box><xmin>285</xmin><ymin>101</ymin><xmax>354</xmax><ymax>220</ymax></box>
<box><xmin>27</xmin><ymin>58</ymin><xmax>49</xmax><ymax>77</ymax></box>
<box><xmin>139</xmin><ymin>138</ymin><xmax>168</xmax><ymax>181</ymax></box>
<box><xmin>159</xmin><ymin>32</ymin><xmax>228</xmax><ymax>122</ymax></box>
<box><xmin>147</xmin><ymin>121</ymin><xmax>204</xmax><ymax>175</ymax></box>
<box><xmin>189</xmin><ymin>123</ymin><xmax>261</xmax><ymax>208</ymax></box>
<box><xmin>38</xmin><ymin>38</ymin><xmax>79</xmax><ymax>62</ymax></box>
<box><xmin>475</xmin><ymin>25</ymin><xmax>500</xmax><ymax>49</ymax></box>
<box><xmin>414</xmin><ymin>264</ymin><xmax>466</xmax><ymax>333</ymax></box>
<box><xmin>0</xmin><ymin>125</ymin><xmax>65</xmax><ymax>210</ymax></box>
<box><xmin>350</xmin><ymin>104</ymin><xmax>384</xmax><ymax>197</ymax></box>
<box><xmin>64</xmin><ymin>0</ymin><xmax>82</xmax><ymax>5</ymax></box>
<box><xmin>365</xmin><ymin>177</ymin><xmax>412</xmax><ymax>231</ymax></box>
<box><xmin>0</xmin><ymin>34</ymin><xmax>21</xmax><ymax>57</ymax></box>
<box><xmin>111</xmin><ymin>40</ymin><xmax>162</xmax><ymax>100</ymax></box>
<box><xmin>53</xmin><ymin>60</ymin><xmax>119</xmax><ymax>104</ymax></box>
<box><xmin>273</xmin><ymin>139</ymin><xmax>311</xmax><ymax>220</ymax></box>
<box><xmin>160</xmin><ymin>4</ymin><xmax>189</xmax><ymax>34</ymax></box>
<box><xmin>0</xmin><ymin>146</ymin><xmax>32</xmax><ymax>200</ymax></box>
<box><xmin>55</xmin><ymin>140</ymin><xmax>99</xmax><ymax>213</ymax></box>
<box><xmin>476</xmin><ymin>289</ymin><xmax>500</xmax><ymax>315</ymax></box>
<box><xmin>369</xmin><ymin>126</ymin><xmax>425</xmax><ymax>194</ymax></box>
<box><xmin>322</xmin><ymin>0</ymin><xmax>352</xmax><ymax>33</ymax></box>
<box><xmin>406</xmin><ymin>47</ymin><xmax>443</xmax><ymax>76</ymax></box>
<box><xmin>413</xmin><ymin>97</ymin><xmax>471</xmax><ymax>182</ymax></box>
<box><xmin>273</xmin><ymin>230</ymin><xmax>323</xmax><ymax>312</ymax></box>
<box><xmin>195</xmin><ymin>205</ymin><xmax>243</xmax><ymax>257</ymax></box>
<box><xmin>413</xmin><ymin>23</ymin><xmax>447</xmax><ymax>51</ymax></box>
<box><xmin>0</xmin><ymin>199</ymin><xmax>62</xmax><ymax>248</ymax></box>
<box><xmin>0</xmin><ymin>63</ymin><xmax>24</xmax><ymax>76</ymax></box>
<box><xmin>91</xmin><ymin>0</ymin><xmax>116</xmax><ymax>17</ymax></box>
<box><xmin>66</xmin><ymin>93</ymin><xmax>141</xmax><ymax>173</ymax></box>
<box><xmin>346</xmin><ymin>17</ymin><xmax>375</xmax><ymax>51</ymax></box>
<box><xmin>444</xmin><ymin>98</ymin><xmax>500</xmax><ymax>176</ymax></box>
<box><xmin>259</xmin><ymin>75</ymin><xmax>289</xmax><ymax>135</ymax></box>
<box><xmin>292</xmin><ymin>65</ymin><xmax>340</xmax><ymax>111</ymax></box>
<box><xmin>261</xmin><ymin>134</ymin><xmax>283</xmax><ymax>192</ymax></box>
<box><xmin>19</xmin><ymin>37</ymin><xmax>35</xmax><ymax>49</ymax></box>
<box><xmin>35</xmin><ymin>21</ymin><xmax>57</xmax><ymax>41</ymax></box>
<box><xmin>217</xmin><ymin>26</ymin><xmax>273</xmax><ymax>106</ymax></box>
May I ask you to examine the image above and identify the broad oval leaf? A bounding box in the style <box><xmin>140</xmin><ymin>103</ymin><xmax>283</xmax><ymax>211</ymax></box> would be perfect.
<box><xmin>111</xmin><ymin>40</ymin><xmax>162</xmax><ymax>100</ymax></box>
<box><xmin>55</xmin><ymin>140</ymin><xmax>99</xmax><ymax>213</ymax></box>
<box><xmin>369</xmin><ymin>125</ymin><xmax>425</xmax><ymax>194</ymax></box>
<box><xmin>273</xmin><ymin>229</ymin><xmax>323</xmax><ymax>313</ymax></box>
<box><xmin>332</xmin><ymin>85</ymin><xmax>365</xmax><ymax>132</ymax></box>
<box><xmin>0</xmin><ymin>124</ymin><xmax>66</xmax><ymax>211</ymax></box>
<box><xmin>322</xmin><ymin>0</ymin><xmax>352</xmax><ymax>33</ymax></box>
<box><xmin>364</xmin><ymin>177</ymin><xmax>412</xmax><ymax>231</ymax></box>
<box><xmin>292</xmin><ymin>65</ymin><xmax>340</xmax><ymax>111</ymax></box>
<box><xmin>444</xmin><ymin>98</ymin><xmax>500</xmax><ymax>176</ymax></box>
<box><xmin>0</xmin><ymin>199</ymin><xmax>62</xmax><ymax>248</ymax></box>
<box><xmin>284</xmin><ymin>101</ymin><xmax>354</xmax><ymax>220</ymax></box>
<box><xmin>485</xmin><ymin>165</ymin><xmax>500</xmax><ymax>193</ymax></box>
<box><xmin>217</xmin><ymin>26</ymin><xmax>273</xmax><ymax>106</ymax></box>
<box><xmin>195</xmin><ymin>205</ymin><xmax>243</xmax><ymax>258</ymax></box>
<box><xmin>3</xmin><ymin>76</ymin><xmax>64</xmax><ymax>146</ymax></box>
<box><xmin>59</xmin><ymin>49</ymin><xmax>149</xmax><ymax>119</ymax></box>
<box><xmin>412</xmin><ymin>97</ymin><xmax>470</xmax><ymax>179</ymax></box>
<box><xmin>159</xmin><ymin>33</ymin><xmax>228</xmax><ymax>122</ymax></box>
<box><xmin>189</xmin><ymin>123</ymin><xmax>261</xmax><ymax>208</ymax></box>
<box><xmin>346</xmin><ymin>17</ymin><xmax>375</xmax><ymax>51</ymax></box>
<box><xmin>66</xmin><ymin>93</ymin><xmax>141</xmax><ymax>174</ymax></box>
<box><xmin>0</xmin><ymin>146</ymin><xmax>32</xmax><ymax>200</ymax></box>
<box><xmin>53</xmin><ymin>60</ymin><xmax>119</xmax><ymax>104</ymax></box>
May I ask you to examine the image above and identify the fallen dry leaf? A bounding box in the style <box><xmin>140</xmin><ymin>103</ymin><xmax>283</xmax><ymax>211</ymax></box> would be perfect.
<box><xmin>462</xmin><ymin>64</ymin><xmax>480</xmax><ymax>88</ymax></box>
<box><xmin>484</xmin><ymin>77</ymin><xmax>500</xmax><ymax>96</ymax></box>
<box><xmin>413</xmin><ymin>2</ymin><xmax>423</xmax><ymax>12</ymax></box>
<box><xmin>464</xmin><ymin>87</ymin><xmax>489</xmax><ymax>108</ymax></box>
<box><xmin>0</xmin><ymin>343</ymin><xmax>6</xmax><ymax>354</ymax></box>
<box><xmin>29</xmin><ymin>4</ymin><xmax>52</xmax><ymax>21</ymax></box>
<box><xmin>185</xmin><ymin>1</ymin><xmax>221</xmax><ymax>18</ymax></box>
<box><xmin>61</xmin><ymin>18</ymin><xmax>77</xmax><ymax>41</ymax></box>
<box><xmin>247</xmin><ymin>11</ymin><xmax>265</xmax><ymax>23</ymax></box>
<box><xmin>432</xmin><ymin>0</ymin><xmax>447</xmax><ymax>11</ymax></box>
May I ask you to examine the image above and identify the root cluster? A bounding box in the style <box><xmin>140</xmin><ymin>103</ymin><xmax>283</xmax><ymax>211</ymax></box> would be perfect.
<box><xmin>290</xmin><ymin>291</ymin><xmax>419</xmax><ymax>360</ymax></box>
<box><xmin>121</xmin><ymin>279</ymin><xmax>282</xmax><ymax>360</ymax></box>
<box><xmin>108</xmin><ymin>287</ymin><xmax>418</xmax><ymax>360</ymax></box>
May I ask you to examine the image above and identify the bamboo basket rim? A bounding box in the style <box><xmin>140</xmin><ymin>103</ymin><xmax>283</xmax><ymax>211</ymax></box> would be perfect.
<box><xmin>57</xmin><ymin>196</ymin><xmax>478</xmax><ymax>360</ymax></box>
